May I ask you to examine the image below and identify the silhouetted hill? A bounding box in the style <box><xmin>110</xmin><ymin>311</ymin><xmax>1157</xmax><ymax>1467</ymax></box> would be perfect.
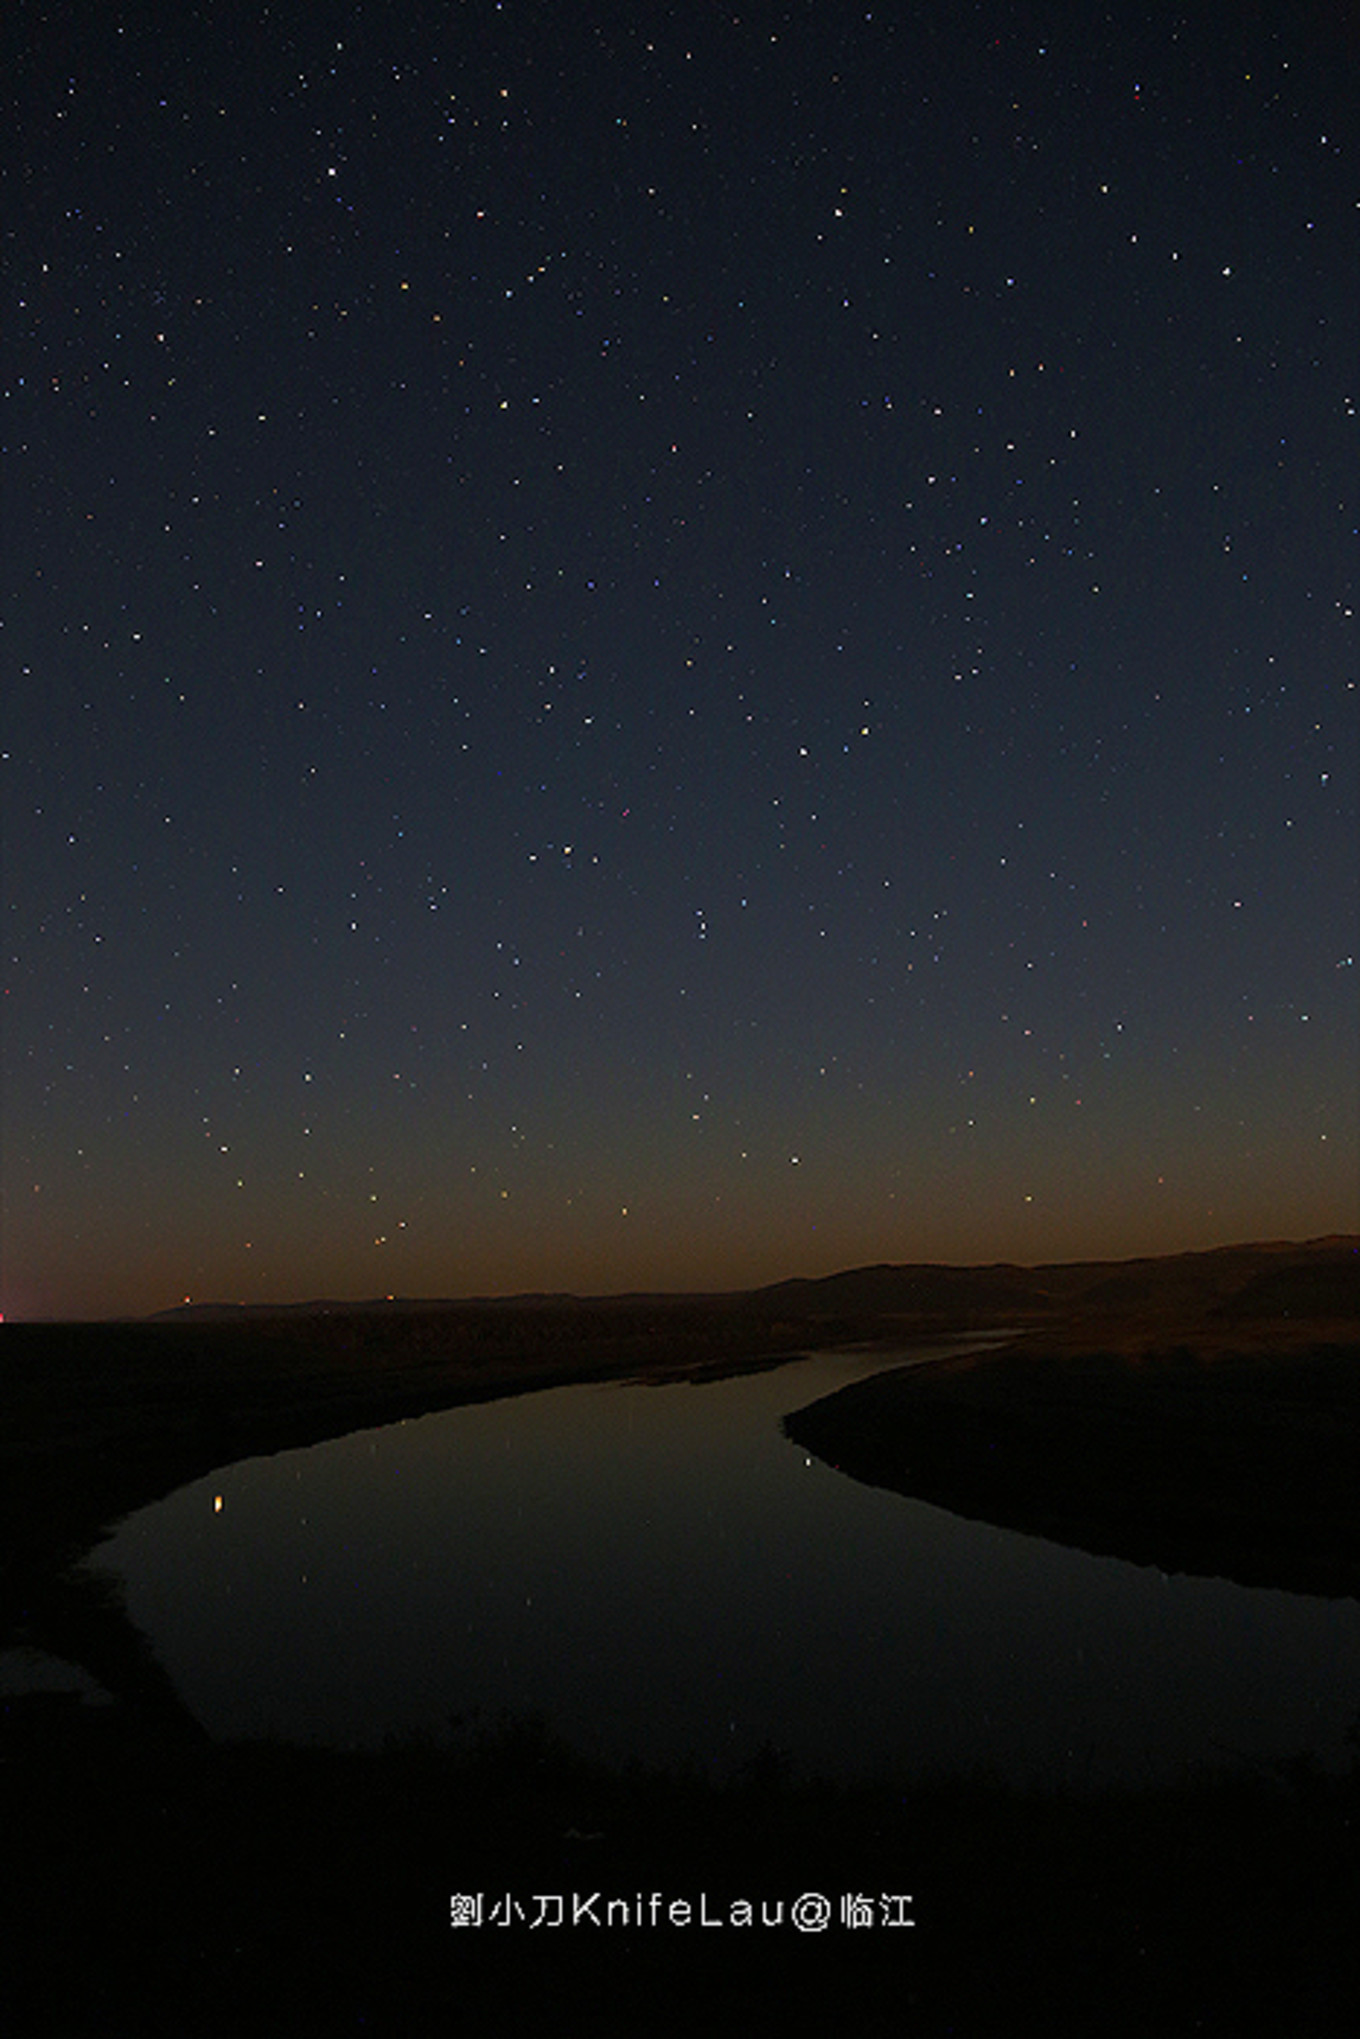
<box><xmin>751</xmin><ymin>1261</ymin><xmax>1054</xmax><ymax>1318</ymax></box>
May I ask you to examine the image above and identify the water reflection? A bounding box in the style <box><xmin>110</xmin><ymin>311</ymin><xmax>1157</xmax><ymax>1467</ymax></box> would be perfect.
<box><xmin>90</xmin><ymin>1347</ymin><xmax>1360</xmax><ymax>1788</ymax></box>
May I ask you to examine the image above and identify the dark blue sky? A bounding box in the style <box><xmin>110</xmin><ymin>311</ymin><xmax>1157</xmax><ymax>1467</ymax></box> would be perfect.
<box><xmin>4</xmin><ymin>1</ymin><xmax>1356</xmax><ymax>1317</ymax></box>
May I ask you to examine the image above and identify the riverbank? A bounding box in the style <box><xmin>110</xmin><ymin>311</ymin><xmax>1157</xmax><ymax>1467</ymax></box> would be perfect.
<box><xmin>1</xmin><ymin>1301</ymin><xmax>859</xmax><ymax>1730</ymax></box>
<box><xmin>785</xmin><ymin>1315</ymin><xmax>1360</xmax><ymax>1600</ymax></box>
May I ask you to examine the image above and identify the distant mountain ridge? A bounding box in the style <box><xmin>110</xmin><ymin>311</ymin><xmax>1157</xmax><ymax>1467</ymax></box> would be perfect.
<box><xmin>148</xmin><ymin>1236</ymin><xmax>1357</xmax><ymax>1326</ymax></box>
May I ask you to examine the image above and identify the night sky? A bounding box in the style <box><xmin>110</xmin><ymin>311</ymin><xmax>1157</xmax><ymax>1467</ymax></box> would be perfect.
<box><xmin>4</xmin><ymin>2</ymin><xmax>1356</xmax><ymax>1320</ymax></box>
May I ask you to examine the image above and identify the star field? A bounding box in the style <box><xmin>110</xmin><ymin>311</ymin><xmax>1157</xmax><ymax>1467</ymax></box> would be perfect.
<box><xmin>3</xmin><ymin>2</ymin><xmax>1356</xmax><ymax>1317</ymax></box>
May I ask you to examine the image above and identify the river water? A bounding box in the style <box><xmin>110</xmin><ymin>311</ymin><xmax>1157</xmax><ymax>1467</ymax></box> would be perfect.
<box><xmin>89</xmin><ymin>1344</ymin><xmax>1360</xmax><ymax>1788</ymax></box>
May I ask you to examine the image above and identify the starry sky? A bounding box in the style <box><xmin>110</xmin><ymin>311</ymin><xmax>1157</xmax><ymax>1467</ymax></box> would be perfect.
<box><xmin>3</xmin><ymin>1</ymin><xmax>1356</xmax><ymax>1320</ymax></box>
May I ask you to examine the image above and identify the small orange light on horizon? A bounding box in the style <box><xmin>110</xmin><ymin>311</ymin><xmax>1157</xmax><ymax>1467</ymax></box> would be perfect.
<box><xmin>213</xmin><ymin>1495</ymin><xmax>223</xmax><ymax>1514</ymax></box>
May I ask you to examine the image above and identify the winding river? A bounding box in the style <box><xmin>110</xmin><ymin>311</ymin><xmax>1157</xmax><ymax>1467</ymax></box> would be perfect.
<box><xmin>86</xmin><ymin>1344</ymin><xmax>1360</xmax><ymax>1789</ymax></box>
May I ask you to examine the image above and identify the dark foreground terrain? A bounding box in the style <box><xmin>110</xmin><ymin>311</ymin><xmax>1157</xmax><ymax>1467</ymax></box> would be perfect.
<box><xmin>2</xmin><ymin>1237</ymin><xmax>1358</xmax><ymax>2032</ymax></box>
<box><xmin>4</xmin><ymin>1697</ymin><xmax>1359</xmax><ymax>2037</ymax></box>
